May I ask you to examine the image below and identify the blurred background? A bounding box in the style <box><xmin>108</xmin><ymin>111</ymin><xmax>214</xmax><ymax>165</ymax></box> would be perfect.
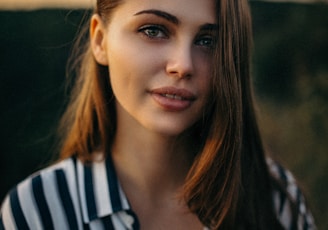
<box><xmin>0</xmin><ymin>0</ymin><xmax>327</xmax><ymax>228</ymax></box>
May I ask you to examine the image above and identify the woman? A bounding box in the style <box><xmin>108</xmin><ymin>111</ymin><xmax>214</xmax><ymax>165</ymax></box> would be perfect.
<box><xmin>0</xmin><ymin>0</ymin><xmax>316</xmax><ymax>229</ymax></box>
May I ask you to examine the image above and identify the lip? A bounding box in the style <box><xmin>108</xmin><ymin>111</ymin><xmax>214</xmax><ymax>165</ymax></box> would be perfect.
<box><xmin>149</xmin><ymin>87</ymin><xmax>196</xmax><ymax>111</ymax></box>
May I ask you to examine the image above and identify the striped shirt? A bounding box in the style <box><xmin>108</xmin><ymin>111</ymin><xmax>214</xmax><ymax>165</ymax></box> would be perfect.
<box><xmin>0</xmin><ymin>156</ymin><xmax>316</xmax><ymax>230</ymax></box>
<box><xmin>267</xmin><ymin>158</ymin><xmax>316</xmax><ymax>230</ymax></box>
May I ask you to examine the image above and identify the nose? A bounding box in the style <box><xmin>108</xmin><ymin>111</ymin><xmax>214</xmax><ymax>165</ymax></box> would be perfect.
<box><xmin>166</xmin><ymin>43</ymin><xmax>194</xmax><ymax>79</ymax></box>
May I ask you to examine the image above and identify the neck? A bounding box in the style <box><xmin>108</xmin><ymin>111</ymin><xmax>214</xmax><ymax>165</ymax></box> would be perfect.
<box><xmin>111</xmin><ymin>112</ymin><xmax>198</xmax><ymax>202</ymax></box>
<box><xmin>114</xmin><ymin>132</ymin><xmax>196</xmax><ymax>194</ymax></box>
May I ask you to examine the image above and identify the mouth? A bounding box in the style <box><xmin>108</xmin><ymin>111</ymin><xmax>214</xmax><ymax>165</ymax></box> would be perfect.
<box><xmin>161</xmin><ymin>94</ymin><xmax>184</xmax><ymax>100</ymax></box>
<box><xmin>150</xmin><ymin>87</ymin><xmax>196</xmax><ymax>101</ymax></box>
<box><xmin>150</xmin><ymin>87</ymin><xmax>196</xmax><ymax>111</ymax></box>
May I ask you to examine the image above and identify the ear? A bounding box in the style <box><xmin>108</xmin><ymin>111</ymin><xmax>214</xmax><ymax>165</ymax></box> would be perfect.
<box><xmin>90</xmin><ymin>14</ymin><xmax>108</xmax><ymax>66</ymax></box>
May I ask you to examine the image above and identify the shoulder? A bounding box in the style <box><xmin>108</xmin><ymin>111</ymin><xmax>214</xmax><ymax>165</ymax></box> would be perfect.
<box><xmin>0</xmin><ymin>157</ymin><xmax>83</xmax><ymax>230</ymax></box>
<box><xmin>0</xmin><ymin>154</ymin><xmax>133</xmax><ymax>230</ymax></box>
<box><xmin>266</xmin><ymin>158</ymin><xmax>317</xmax><ymax>230</ymax></box>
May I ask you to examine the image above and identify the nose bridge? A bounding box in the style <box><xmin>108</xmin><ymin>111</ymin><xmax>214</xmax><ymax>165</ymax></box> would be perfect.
<box><xmin>166</xmin><ymin>38</ymin><xmax>194</xmax><ymax>78</ymax></box>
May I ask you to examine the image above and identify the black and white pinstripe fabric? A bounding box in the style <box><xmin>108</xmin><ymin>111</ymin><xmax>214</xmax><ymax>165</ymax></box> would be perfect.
<box><xmin>0</xmin><ymin>156</ymin><xmax>316</xmax><ymax>230</ymax></box>
<box><xmin>267</xmin><ymin>158</ymin><xmax>316</xmax><ymax>230</ymax></box>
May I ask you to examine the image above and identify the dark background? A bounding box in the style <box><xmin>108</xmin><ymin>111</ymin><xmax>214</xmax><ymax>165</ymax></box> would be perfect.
<box><xmin>0</xmin><ymin>2</ymin><xmax>327</xmax><ymax>228</ymax></box>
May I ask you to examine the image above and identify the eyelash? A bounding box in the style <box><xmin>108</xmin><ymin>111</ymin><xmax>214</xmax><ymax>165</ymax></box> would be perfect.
<box><xmin>138</xmin><ymin>24</ymin><xmax>215</xmax><ymax>49</ymax></box>
<box><xmin>138</xmin><ymin>25</ymin><xmax>168</xmax><ymax>39</ymax></box>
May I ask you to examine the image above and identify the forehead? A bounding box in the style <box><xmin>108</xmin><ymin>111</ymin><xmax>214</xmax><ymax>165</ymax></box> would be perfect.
<box><xmin>110</xmin><ymin>0</ymin><xmax>216</xmax><ymax>24</ymax></box>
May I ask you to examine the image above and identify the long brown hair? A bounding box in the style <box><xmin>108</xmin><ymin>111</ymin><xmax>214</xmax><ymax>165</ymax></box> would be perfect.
<box><xmin>59</xmin><ymin>0</ymin><xmax>287</xmax><ymax>229</ymax></box>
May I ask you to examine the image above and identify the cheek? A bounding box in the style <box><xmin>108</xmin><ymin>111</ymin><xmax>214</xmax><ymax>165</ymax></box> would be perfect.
<box><xmin>195</xmin><ymin>59</ymin><xmax>213</xmax><ymax>110</ymax></box>
<box><xmin>197</xmin><ymin>58</ymin><xmax>213</xmax><ymax>92</ymax></box>
<box><xmin>200</xmin><ymin>81</ymin><xmax>212</xmax><ymax>110</ymax></box>
<box><xmin>107</xmin><ymin>43</ymin><xmax>161</xmax><ymax>84</ymax></box>
<box><xmin>106</xmin><ymin>45</ymin><xmax>154</xmax><ymax>103</ymax></box>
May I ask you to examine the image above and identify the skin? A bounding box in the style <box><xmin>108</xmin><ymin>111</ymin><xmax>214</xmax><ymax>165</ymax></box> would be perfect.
<box><xmin>91</xmin><ymin>0</ymin><xmax>216</xmax><ymax>229</ymax></box>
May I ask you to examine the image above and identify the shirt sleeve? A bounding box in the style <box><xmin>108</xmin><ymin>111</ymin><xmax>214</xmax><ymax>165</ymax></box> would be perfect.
<box><xmin>0</xmin><ymin>180</ymin><xmax>46</xmax><ymax>230</ymax></box>
<box><xmin>267</xmin><ymin>158</ymin><xmax>317</xmax><ymax>230</ymax></box>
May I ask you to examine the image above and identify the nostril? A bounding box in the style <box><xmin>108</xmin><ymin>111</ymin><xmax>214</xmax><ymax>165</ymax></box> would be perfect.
<box><xmin>166</xmin><ymin>57</ymin><xmax>194</xmax><ymax>79</ymax></box>
<box><xmin>167</xmin><ymin>68</ymin><xmax>193</xmax><ymax>79</ymax></box>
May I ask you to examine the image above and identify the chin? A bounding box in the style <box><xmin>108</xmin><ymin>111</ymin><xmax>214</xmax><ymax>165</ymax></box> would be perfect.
<box><xmin>147</xmin><ymin>121</ymin><xmax>197</xmax><ymax>137</ymax></box>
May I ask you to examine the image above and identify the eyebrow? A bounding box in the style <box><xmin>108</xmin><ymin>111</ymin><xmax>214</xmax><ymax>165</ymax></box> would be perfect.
<box><xmin>134</xmin><ymin>9</ymin><xmax>180</xmax><ymax>25</ymax></box>
<box><xmin>134</xmin><ymin>9</ymin><xmax>218</xmax><ymax>31</ymax></box>
<box><xmin>200</xmin><ymin>23</ymin><xmax>218</xmax><ymax>32</ymax></box>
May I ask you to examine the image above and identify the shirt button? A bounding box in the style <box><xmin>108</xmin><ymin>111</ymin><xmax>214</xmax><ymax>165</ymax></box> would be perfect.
<box><xmin>119</xmin><ymin>212</ymin><xmax>135</xmax><ymax>228</ymax></box>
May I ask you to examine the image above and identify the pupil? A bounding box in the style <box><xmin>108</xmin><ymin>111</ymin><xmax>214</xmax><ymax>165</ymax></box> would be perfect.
<box><xmin>148</xmin><ymin>29</ymin><xmax>158</xmax><ymax>36</ymax></box>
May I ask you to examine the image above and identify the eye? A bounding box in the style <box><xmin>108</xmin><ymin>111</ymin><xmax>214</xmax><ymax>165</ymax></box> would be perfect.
<box><xmin>195</xmin><ymin>35</ymin><xmax>215</xmax><ymax>49</ymax></box>
<box><xmin>138</xmin><ymin>25</ymin><xmax>168</xmax><ymax>39</ymax></box>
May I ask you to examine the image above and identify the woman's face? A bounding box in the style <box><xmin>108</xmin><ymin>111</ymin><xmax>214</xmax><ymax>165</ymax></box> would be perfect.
<box><xmin>92</xmin><ymin>0</ymin><xmax>216</xmax><ymax>137</ymax></box>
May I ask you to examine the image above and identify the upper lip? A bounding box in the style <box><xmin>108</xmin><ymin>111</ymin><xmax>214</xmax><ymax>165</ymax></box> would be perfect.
<box><xmin>149</xmin><ymin>87</ymin><xmax>196</xmax><ymax>101</ymax></box>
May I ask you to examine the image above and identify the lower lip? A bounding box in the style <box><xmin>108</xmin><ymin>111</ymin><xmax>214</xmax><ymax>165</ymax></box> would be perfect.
<box><xmin>151</xmin><ymin>93</ymin><xmax>193</xmax><ymax>111</ymax></box>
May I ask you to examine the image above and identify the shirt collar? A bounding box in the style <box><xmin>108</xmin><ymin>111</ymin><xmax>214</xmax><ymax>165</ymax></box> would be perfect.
<box><xmin>75</xmin><ymin>154</ymin><xmax>131</xmax><ymax>223</ymax></box>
